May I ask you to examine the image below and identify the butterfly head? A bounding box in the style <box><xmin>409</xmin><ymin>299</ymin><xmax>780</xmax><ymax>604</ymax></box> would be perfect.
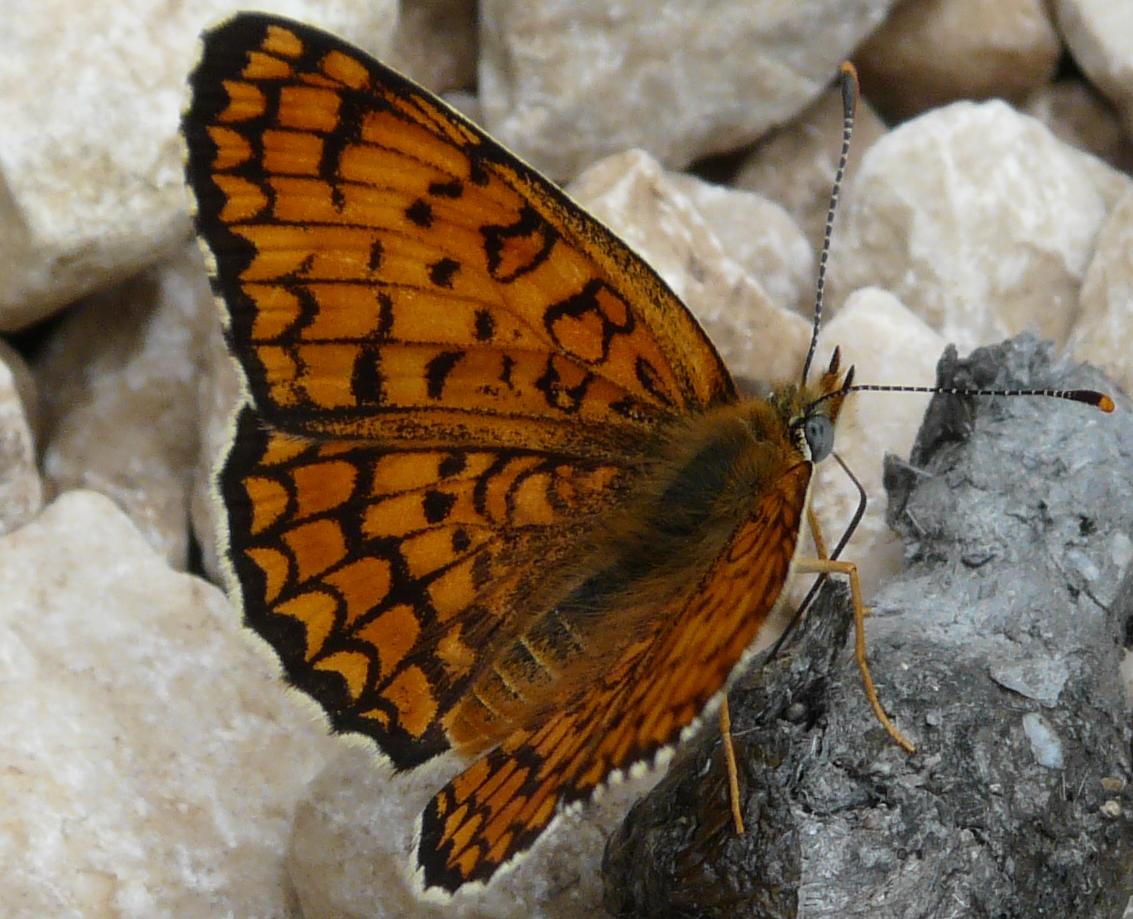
<box><xmin>772</xmin><ymin>346</ymin><xmax>853</xmax><ymax>464</ymax></box>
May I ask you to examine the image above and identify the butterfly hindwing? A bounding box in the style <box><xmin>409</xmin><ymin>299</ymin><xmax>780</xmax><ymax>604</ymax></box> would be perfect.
<box><xmin>416</xmin><ymin>461</ymin><xmax>812</xmax><ymax>892</ymax></box>
<box><xmin>222</xmin><ymin>405</ymin><xmax>638</xmax><ymax>767</ymax></box>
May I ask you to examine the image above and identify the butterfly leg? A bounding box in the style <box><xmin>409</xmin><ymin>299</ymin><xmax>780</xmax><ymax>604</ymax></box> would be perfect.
<box><xmin>718</xmin><ymin>697</ymin><xmax>745</xmax><ymax>834</ymax></box>
<box><xmin>793</xmin><ymin>556</ymin><xmax>916</xmax><ymax>754</ymax></box>
<box><xmin>808</xmin><ymin>505</ymin><xmax>828</xmax><ymax>559</ymax></box>
<box><xmin>808</xmin><ymin>506</ymin><xmax>872</xmax><ymax>616</ymax></box>
<box><xmin>718</xmin><ymin>507</ymin><xmax>836</xmax><ymax>836</ymax></box>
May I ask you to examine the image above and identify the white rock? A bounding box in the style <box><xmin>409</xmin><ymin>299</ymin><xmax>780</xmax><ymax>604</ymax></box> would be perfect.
<box><xmin>734</xmin><ymin>84</ymin><xmax>889</xmax><ymax>255</ymax></box>
<box><xmin>828</xmin><ymin>100</ymin><xmax>1133</xmax><ymax>353</ymax></box>
<box><xmin>289</xmin><ymin>741</ymin><xmax>662</xmax><ymax>918</ymax></box>
<box><xmin>0</xmin><ymin>344</ymin><xmax>42</xmax><ymax>534</ymax></box>
<box><xmin>810</xmin><ymin>288</ymin><xmax>945</xmax><ymax>598</ymax></box>
<box><xmin>855</xmin><ymin>0</ymin><xmax>1060</xmax><ymax>120</ymax></box>
<box><xmin>479</xmin><ymin>0</ymin><xmax>899</xmax><ymax>180</ymax></box>
<box><xmin>1068</xmin><ymin>188</ymin><xmax>1133</xmax><ymax>401</ymax></box>
<box><xmin>0</xmin><ymin>490</ymin><xmax>340</xmax><ymax>917</ymax></box>
<box><xmin>1055</xmin><ymin>0</ymin><xmax>1133</xmax><ymax>138</ymax></box>
<box><xmin>568</xmin><ymin>150</ymin><xmax>813</xmax><ymax>386</ymax></box>
<box><xmin>667</xmin><ymin>172</ymin><xmax>815</xmax><ymax>317</ymax></box>
<box><xmin>38</xmin><ymin>244</ymin><xmax>215</xmax><ymax>569</ymax></box>
<box><xmin>0</xmin><ymin>1</ymin><xmax>399</xmax><ymax>330</ymax></box>
<box><xmin>0</xmin><ymin>337</ymin><xmax>38</xmax><ymax>437</ymax></box>
<box><xmin>1022</xmin><ymin>712</ymin><xmax>1064</xmax><ymax>769</ymax></box>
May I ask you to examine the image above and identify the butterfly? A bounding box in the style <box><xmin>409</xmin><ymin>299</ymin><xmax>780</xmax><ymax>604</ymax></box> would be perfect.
<box><xmin>181</xmin><ymin>12</ymin><xmax>1112</xmax><ymax>899</ymax></box>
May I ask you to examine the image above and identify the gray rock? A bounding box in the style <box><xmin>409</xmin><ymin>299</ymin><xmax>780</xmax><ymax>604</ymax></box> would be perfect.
<box><xmin>603</xmin><ymin>579</ymin><xmax>852</xmax><ymax>919</ymax></box>
<box><xmin>604</xmin><ymin>336</ymin><xmax>1133</xmax><ymax>918</ymax></box>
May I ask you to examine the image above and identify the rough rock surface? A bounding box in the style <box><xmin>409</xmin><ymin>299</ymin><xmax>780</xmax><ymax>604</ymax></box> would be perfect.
<box><xmin>604</xmin><ymin>338</ymin><xmax>1133</xmax><ymax>917</ymax></box>
<box><xmin>478</xmin><ymin>0</ymin><xmax>898</xmax><ymax>179</ymax></box>
<box><xmin>855</xmin><ymin>0</ymin><xmax>1060</xmax><ymax>120</ymax></box>
<box><xmin>0</xmin><ymin>343</ymin><xmax>41</xmax><ymax>534</ymax></box>
<box><xmin>1055</xmin><ymin>0</ymin><xmax>1133</xmax><ymax>138</ymax></box>
<box><xmin>0</xmin><ymin>1</ymin><xmax>399</xmax><ymax>330</ymax></box>
<box><xmin>37</xmin><ymin>245</ymin><xmax>214</xmax><ymax>569</ymax></box>
<box><xmin>0</xmin><ymin>490</ymin><xmax>340</xmax><ymax>917</ymax></box>
<box><xmin>828</xmin><ymin>100</ymin><xmax>1131</xmax><ymax>351</ymax></box>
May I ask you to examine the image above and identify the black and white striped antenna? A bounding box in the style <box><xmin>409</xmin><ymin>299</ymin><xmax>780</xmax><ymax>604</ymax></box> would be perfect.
<box><xmin>800</xmin><ymin>61</ymin><xmax>857</xmax><ymax>387</ymax></box>
<box><xmin>800</xmin><ymin>63</ymin><xmax>1114</xmax><ymax>416</ymax></box>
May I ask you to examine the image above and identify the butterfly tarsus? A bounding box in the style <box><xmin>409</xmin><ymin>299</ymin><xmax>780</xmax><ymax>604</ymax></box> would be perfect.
<box><xmin>718</xmin><ymin>696</ymin><xmax>745</xmax><ymax>835</ymax></box>
<box><xmin>794</xmin><ymin>556</ymin><xmax>917</xmax><ymax>754</ymax></box>
<box><xmin>807</xmin><ymin>505</ymin><xmax>828</xmax><ymax>559</ymax></box>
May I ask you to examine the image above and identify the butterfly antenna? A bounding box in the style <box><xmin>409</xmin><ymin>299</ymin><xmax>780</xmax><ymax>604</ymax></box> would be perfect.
<box><xmin>801</xmin><ymin>61</ymin><xmax>859</xmax><ymax>387</ymax></box>
<box><xmin>845</xmin><ymin>383</ymin><xmax>1114</xmax><ymax>412</ymax></box>
<box><xmin>803</xmin><ymin>370</ymin><xmax>1115</xmax><ymax>413</ymax></box>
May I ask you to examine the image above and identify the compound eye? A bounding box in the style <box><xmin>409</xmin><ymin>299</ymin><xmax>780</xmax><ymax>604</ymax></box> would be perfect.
<box><xmin>804</xmin><ymin>414</ymin><xmax>834</xmax><ymax>462</ymax></box>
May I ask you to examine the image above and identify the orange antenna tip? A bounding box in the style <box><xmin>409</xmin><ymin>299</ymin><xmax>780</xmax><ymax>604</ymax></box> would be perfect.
<box><xmin>1061</xmin><ymin>389</ymin><xmax>1116</xmax><ymax>412</ymax></box>
<box><xmin>839</xmin><ymin>62</ymin><xmax>859</xmax><ymax>106</ymax></box>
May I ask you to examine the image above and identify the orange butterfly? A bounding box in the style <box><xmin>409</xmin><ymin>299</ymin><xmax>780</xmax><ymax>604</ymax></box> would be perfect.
<box><xmin>182</xmin><ymin>13</ymin><xmax>1111</xmax><ymax>897</ymax></box>
<box><xmin>179</xmin><ymin>12</ymin><xmax>884</xmax><ymax>896</ymax></box>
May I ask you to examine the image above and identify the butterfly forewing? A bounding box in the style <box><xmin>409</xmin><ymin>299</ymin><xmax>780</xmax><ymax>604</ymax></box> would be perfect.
<box><xmin>185</xmin><ymin>14</ymin><xmax>735</xmax><ymax>458</ymax></box>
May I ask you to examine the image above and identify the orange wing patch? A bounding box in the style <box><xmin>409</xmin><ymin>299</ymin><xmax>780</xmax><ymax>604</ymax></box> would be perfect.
<box><xmin>185</xmin><ymin>14</ymin><xmax>734</xmax><ymax>463</ymax></box>
<box><xmin>417</xmin><ymin>461</ymin><xmax>812</xmax><ymax>890</ymax></box>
